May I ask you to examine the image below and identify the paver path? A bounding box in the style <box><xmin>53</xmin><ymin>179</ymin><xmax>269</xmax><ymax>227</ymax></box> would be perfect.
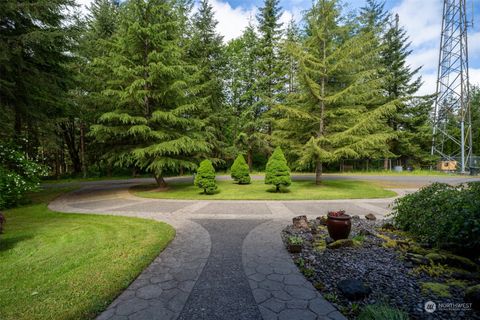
<box><xmin>48</xmin><ymin>175</ymin><xmax>477</xmax><ymax>320</ymax></box>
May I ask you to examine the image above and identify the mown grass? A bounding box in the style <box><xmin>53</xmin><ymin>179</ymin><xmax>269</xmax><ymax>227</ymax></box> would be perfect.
<box><xmin>0</xmin><ymin>188</ymin><xmax>175</xmax><ymax>320</ymax></box>
<box><xmin>134</xmin><ymin>179</ymin><xmax>396</xmax><ymax>200</ymax></box>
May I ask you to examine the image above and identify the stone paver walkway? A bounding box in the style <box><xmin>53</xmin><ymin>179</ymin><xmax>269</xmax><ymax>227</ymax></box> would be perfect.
<box><xmin>48</xmin><ymin>177</ymin><xmax>427</xmax><ymax>320</ymax></box>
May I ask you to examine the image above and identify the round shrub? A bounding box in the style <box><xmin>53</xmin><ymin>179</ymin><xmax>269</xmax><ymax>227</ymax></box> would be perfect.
<box><xmin>194</xmin><ymin>160</ymin><xmax>217</xmax><ymax>194</ymax></box>
<box><xmin>231</xmin><ymin>154</ymin><xmax>251</xmax><ymax>184</ymax></box>
<box><xmin>265</xmin><ymin>146</ymin><xmax>291</xmax><ymax>192</ymax></box>
<box><xmin>391</xmin><ymin>182</ymin><xmax>480</xmax><ymax>252</ymax></box>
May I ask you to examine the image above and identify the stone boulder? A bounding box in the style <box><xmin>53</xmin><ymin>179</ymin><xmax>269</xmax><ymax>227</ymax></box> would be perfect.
<box><xmin>292</xmin><ymin>215</ymin><xmax>309</xmax><ymax>230</ymax></box>
<box><xmin>365</xmin><ymin>213</ymin><xmax>376</xmax><ymax>220</ymax></box>
<box><xmin>337</xmin><ymin>279</ymin><xmax>372</xmax><ymax>300</ymax></box>
<box><xmin>327</xmin><ymin>239</ymin><xmax>353</xmax><ymax>249</ymax></box>
<box><xmin>425</xmin><ymin>252</ymin><xmax>478</xmax><ymax>272</ymax></box>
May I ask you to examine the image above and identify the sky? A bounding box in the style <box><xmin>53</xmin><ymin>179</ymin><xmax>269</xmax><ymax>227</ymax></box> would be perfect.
<box><xmin>77</xmin><ymin>0</ymin><xmax>480</xmax><ymax>95</ymax></box>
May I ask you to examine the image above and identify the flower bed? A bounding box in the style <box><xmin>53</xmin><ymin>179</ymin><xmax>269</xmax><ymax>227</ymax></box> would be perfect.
<box><xmin>282</xmin><ymin>215</ymin><xmax>480</xmax><ymax>319</ymax></box>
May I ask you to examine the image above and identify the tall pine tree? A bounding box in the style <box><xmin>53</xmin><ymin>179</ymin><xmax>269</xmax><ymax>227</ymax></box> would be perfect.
<box><xmin>90</xmin><ymin>0</ymin><xmax>210</xmax><ymax>186</ymax></box>
<box><xmin>188</xmin><ymin>0</ymin><xmax>229</xmax><ymax>163</ymax></box>
<box><xmin>275</xmin><ymin>0</ymin><xmax>396</xmax><ymax>184</ymax></box>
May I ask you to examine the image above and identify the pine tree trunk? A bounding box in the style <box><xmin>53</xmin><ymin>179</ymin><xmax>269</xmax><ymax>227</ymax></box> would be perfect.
<box><xmin>154</xmin><ymin>174</ymin><xmax>167</xmax><ymax>188</ymax></box>
<box><xmin>80</xmin><ymin>122</ymin><xmax>86</xmax><ymax>178</ymax></box>
<box><xmin>384</xmin><ymin>158</ymin><xmax>389</xmax><ymax>170</ymax></box>
<box><xmin>276</xmin><ymin>185</ymin><xmax>280</xmax><ymax>192</ymax></box>
<box><xmin>247</xmin><ymin>150</ymin><xmax>253</xmax><ymax>171</ymax></box>
<box><xmin>315</xmin><ymin>160</ymin><xmax>322</xmax><ymax>185</ymax></box>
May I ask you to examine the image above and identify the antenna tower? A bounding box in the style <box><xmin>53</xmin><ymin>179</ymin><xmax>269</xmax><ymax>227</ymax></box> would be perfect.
<box><xmin>431</xmin><ymin>0</ymin><xmax>473</xmax><ymax>172</ymax></box>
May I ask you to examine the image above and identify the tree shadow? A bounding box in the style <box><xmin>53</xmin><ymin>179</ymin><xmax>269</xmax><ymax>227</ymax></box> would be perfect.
<box><xmin>0</xmin><ymin>234</ymin><xmax>33</xmax><ymax>252</ymax></box>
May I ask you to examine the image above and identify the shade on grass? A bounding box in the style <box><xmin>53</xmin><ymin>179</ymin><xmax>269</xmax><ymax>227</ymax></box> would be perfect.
<box><xmin>134</xmin><ymin>179</ymin><xmax>396</xmax><ymax>200</ymax></box>
<box><xmin>0</xmin><ymin>188</ymin><xmax>175</xmax><ymax>320</ymax></box>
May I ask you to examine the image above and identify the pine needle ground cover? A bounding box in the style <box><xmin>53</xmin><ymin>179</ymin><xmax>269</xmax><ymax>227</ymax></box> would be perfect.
<box><xmin>134</xmin><ymin>179</ymin><xmax>396</xmax><ymax>200</ymax></box>
<box><xmin>0</xmin><ymin>188</ymin><xmax>175</xmax><ymax>320</ymax></box>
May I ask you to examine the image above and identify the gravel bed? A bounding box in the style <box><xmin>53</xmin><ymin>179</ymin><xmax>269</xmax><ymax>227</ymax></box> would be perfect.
<box><xmin>282</xmin><ymin>217</ymin><xmax>480</xmax><ymax>320</ymax></box>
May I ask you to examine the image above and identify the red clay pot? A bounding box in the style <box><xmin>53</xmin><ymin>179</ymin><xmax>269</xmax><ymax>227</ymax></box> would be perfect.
<box><xmin>327</xmin><ymin>213</ymin><xmax>352</xmax><ymax>241</ymax></box>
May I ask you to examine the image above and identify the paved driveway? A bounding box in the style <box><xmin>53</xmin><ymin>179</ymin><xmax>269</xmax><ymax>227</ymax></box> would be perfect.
<box><xmin>47</xmin><ymin>175</ymin><xmax>478</xmax><ymax>320</ymax></box>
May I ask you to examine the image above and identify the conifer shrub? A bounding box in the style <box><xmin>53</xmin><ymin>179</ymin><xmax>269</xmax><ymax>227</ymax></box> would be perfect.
<box><xmin>391</xmin><ymin>182</ymin><xmax>480</xmax><ymax>252</ymax></box>
<box><xmin>230</xmin><ymin>154</ymin><xmax>251</xmax><ymax>184</ymax></box>
<box><xmin>265</xmin><ymin>147</ymin><xmax>291</xmax><ymax>192</ymax></box>
<box><xmin>194</xmin><ymin>160</ymin><xmax>217</xmax><ymax>194</ymax></box>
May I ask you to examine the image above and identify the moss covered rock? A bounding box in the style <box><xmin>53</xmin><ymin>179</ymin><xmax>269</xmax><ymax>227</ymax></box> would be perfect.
<box><xmin>327</xmin><ymin>239</ymin><xmax>354</xmax><ymax>249</ymax></box>
<box><xmin>465</xmin><ymin>284</ymin><xmax>480</xmax><ymax>310</ymax></box>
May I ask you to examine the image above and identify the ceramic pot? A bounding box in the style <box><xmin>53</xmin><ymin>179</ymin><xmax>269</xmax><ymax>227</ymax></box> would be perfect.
<box><xmin>327</xmin><ymin>213</ymin><xmax>352</xmax><ymax>240</ymax></box>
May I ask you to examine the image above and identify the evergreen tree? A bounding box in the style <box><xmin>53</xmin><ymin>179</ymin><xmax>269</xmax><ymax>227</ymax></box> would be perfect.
<box><xmin>195</xmin><ymin>159</ymin><xmax>217</xmax><ymax>194</ymax></box>
<box><xmin>0</xmin><ymin>0</ymin><xmax>78</xmax><ymax>154</ymax></box>
<box><xmin>256</xmin><ymin>0</ymin><xmax>286</xmax><ymax>135</ymax></box>
<box><xmin>380</xmin><ymin>14</ymin><xmax>433</xmax><ymax>166</ymax></box>
<box><xmin>90</xmin><ymin>0</ymin><xmax>210</xmax><ymax>187</ymax></box>
<box><xmin>188</xmin><ymin>0</ymin><xmax>228</xmax><ymax>163</ymax></box>
<box><xmin>275</xmin><ymin>0</ymin><xmax>396</xmax><ymax>184</ymax></box>
<box><xmin>225</xmin><ymin>23</ymin><xmax>270</xmax><ymax>169</ymax></box>
<box><xmin>231</xmin><ymin>154</ymin><xmax>251</xmax><ymax>184</ymax></box>
<box><xmin>265</xmin><ymin>146</ymin><xmax>291</xmax><ymax>192</ymax></box>
<box><xmin>358</xmin><ymin>0</ymin><xmax>389</xmax><ymax>34</ymax></box>
<box><xmin>282</xmin><ymin>19</ymin><xmax>301</xmax><ymax>94</ymax></box>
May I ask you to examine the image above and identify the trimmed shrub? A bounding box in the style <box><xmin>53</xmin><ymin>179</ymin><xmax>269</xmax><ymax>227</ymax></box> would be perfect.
<box><xmin>231</xmin><ymin>154</ymin><xmax>251</xmax><ymax>184</ymax></box>
<box><xmin>391</xmin><ymin>182</ymin><xmax>480</xmax><ymax>252</ymax></box>
<box><xmin>0</xmin><ymin>144</ymin><xmax>47</xmax><ymax>209</ymax></box>
<box><xmin>194</xmin><ymin>160</ymin><xmax>217</xmax><ymax>194</ymax></box>
<box><xmin>265</xmin><ymin>147</ymin><xmax>291</xmax><ymax>192</ymax></box>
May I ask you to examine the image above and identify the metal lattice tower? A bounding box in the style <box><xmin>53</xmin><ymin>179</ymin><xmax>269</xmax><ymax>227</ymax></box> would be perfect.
<box><xmin>431</xmin><ymin>0</ymin><xmax>473</xmax><ymax>172</ymax></box>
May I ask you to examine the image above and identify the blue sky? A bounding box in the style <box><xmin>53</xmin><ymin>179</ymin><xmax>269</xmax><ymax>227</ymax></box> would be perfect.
<box><xmin>78</xmin><ymin>0</ymin><xmax>480</xmax><ymax>94</ymax></box>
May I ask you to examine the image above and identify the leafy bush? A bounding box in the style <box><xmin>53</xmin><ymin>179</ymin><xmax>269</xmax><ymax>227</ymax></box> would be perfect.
<box><xmin>265</xmin><ymin>146</ymin><xmax>291</xmax><ymax>192</ymax></box>
<box><xmin>391</xmin><ymin>182</ymin><xmax>480</xmax><ymax>252</ymax></box>
<box><xmin>194</xmin><ymin>160</ymin><xmax>217</xmax><ymax>194</ymax></box>
<box><xmin>230</xmin><ymin>154</ymin><xmax>251</xmax><ymax>184</ymax></box>
<box><xmin>358</xmin><ymin>303</ymin><xmax>408</xmax><ymax>320</ymax></box>
<box><xmin>0</xmin><ymin>144</ymin><xmax>47</xmax><ymax>209</ymax></box>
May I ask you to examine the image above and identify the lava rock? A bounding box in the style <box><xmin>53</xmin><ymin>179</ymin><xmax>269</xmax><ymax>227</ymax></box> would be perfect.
<box><xmin>337</xmin><ymin>279</ymin><xmax>372</xmax><ymax>300</ymax></box>
<box><xmin>327</xmin><ymin>239</ymin><xmax>354</xmax><ymax>249</ymax></box>
<box><xmin>465</xmin><ymin>285</ymin><xmax>480</xmax><ymax>310</ymax></box>
<box><xmin>292</xmin><ymin>215</ymin><xmax>309</xmax><ymax>230</ymax></box>
<box><xmin>365</xmin><ymin>213</ymin><xmax>377</xmax><ymax>220</ymax></box>
<box><xmin>382</xmin><ymin>222</ymin><xmax>395</xmax><ymax>230</ymax></box>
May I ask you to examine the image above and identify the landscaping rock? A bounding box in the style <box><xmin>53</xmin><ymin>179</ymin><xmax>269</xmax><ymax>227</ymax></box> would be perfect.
<box><xmin>405</xmin><ymin>253</ymin><xmax>429</xmax><ymax>265</ymax></box>
<box><xmin>293</xmin><ymin>215</ymin><xmax>309</xmax><ymax>230</ymax></box>
<box><xmin>325</xmin><ymin>237</ymin><xmax>334</xmax><ymax>245</ymax></box>
<box><xmin>351</xmin><ymin>215</ymin><xmax>360</xmax><ymax>221</ymax></box>
<box><xmin>426</xmin><ymin>252</ymin><xmax>478</xmax><ymax>272</ymax></box>
<box><xmin>358</xmin><ymin>227</ymin><xmax>373</xmax><ymax>236</ymax></box>
<box><xmin>365</xmin><ymin>213</ymin><xmax>376</xmax><ymax>220</ymax></box>
<box><xmin>381</xmin><ymin>222</ymin><xmax>395</xmax><ymax>230</ymax></box>
<box><xmin>337</xmin><ymin>279</ymin><xmax>372</xmax><ymax>300</ymax></box>
<box><xmin>465</xmin><ymin>285</ymin><xmax>480</xmax><ymax>310</ymax></box>
<box><xmin>316</xmin><ymin>216</ymin><xmax>328</xmax><ymax>226</ymax></box>
<box><xmin>327</xmin><ymin>239</ymin><xmax>353</xmax><ymax>249</ymax></box>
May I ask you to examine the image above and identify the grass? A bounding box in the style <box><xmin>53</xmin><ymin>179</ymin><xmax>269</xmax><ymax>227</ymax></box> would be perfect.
<box><xmin>133</xmin><ymin>179</ymin><xmax>396</xmax><ymax>200</ymax></box>
<box><xmin>331</xmin><ymin>169</ymin><xmax>471</xmax><ymax>177</ymax></box>
<box><xmin>358</xmin><ymin>303</ymin><xmax>409</xmax><ymax>320</ymax></box>
<box><xmin>0</xmin><ymin>188</ymin><xmax>175</xmax><ymax>320</ymax></box>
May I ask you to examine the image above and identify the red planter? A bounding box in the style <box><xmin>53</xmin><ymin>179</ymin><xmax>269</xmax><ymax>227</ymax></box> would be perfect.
<box><xmin>327</xmin><ymin>211</ymin><xmax>352</xmax><ymax>241</ymax></box>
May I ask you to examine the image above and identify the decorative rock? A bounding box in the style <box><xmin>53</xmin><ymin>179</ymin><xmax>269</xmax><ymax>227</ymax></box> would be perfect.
<box><xmin>293</xmin><ymin>215</ymin><xmax>310</xmax><ymax>230</ymax></box>
<box><xmin>405</xmin><ymin>252</ymin><xmax>429</xmax><ymax>265</ymax></box>
<box><xmin>358</xmin><ymin>227</ymin><xmax>373</xmax><ymax>236</ymax></box>
<box><xmin>316</xmin><ymin>216</ymin><xmax>328</xmax><ymax>226</ymax></box>
<box><xmin>364</xmin><ymin>213</ymin><xmax>376</xmax><ymax>220</ymax></box>
<box><xmin>426</xmin><ymin>252</ymin><xmax>478</xmax><ymax>272</ymax></box>
<box><xmin>327</xmin><ymin>239</ymin><xmax>353</xmax><ymax>249</ymax></box>
<box><xmin>325</xmin><ymin>237</ymin><xmax>334</xmax><ymax>245</ymax></box>
<box><xmin>381</xmin><ymin>222</ymin><xmax>395</xmax><ymax>230</ymax></box>
<box><xmin>351</xmin><ymin>215</ymin><xmax>360</xmax><ymax>221</ymax></box>
<box><xmin>465</xmin><ymin>284</ymin><xmax>480</xmax><ymax>310</ymax></box>
<box><xmin>337</xmin><ymin>279</ymin><xmax>372</xmax><ymax>300</ymax></box>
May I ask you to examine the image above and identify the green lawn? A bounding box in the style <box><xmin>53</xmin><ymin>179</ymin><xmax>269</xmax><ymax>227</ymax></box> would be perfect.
<box><xmin>0</xmin><ymin>188</ymin><xmax>175</xmax><ymax>320</ymax></box>
<box><xmin>330</xmin><ymin>169</ymin><xmax>470</xmax><ymax>177</ymax></box>
<box><xmin>134</xmin><ymin>179</ymin><xmax>396</xmax><ymax>200</ymax></box>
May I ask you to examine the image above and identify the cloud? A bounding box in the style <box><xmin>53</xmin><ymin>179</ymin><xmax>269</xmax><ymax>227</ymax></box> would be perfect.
<box><xmin>209</xmin><ymin>0</ymin><xmax>257</xmax><ymax>41</ymax></box>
